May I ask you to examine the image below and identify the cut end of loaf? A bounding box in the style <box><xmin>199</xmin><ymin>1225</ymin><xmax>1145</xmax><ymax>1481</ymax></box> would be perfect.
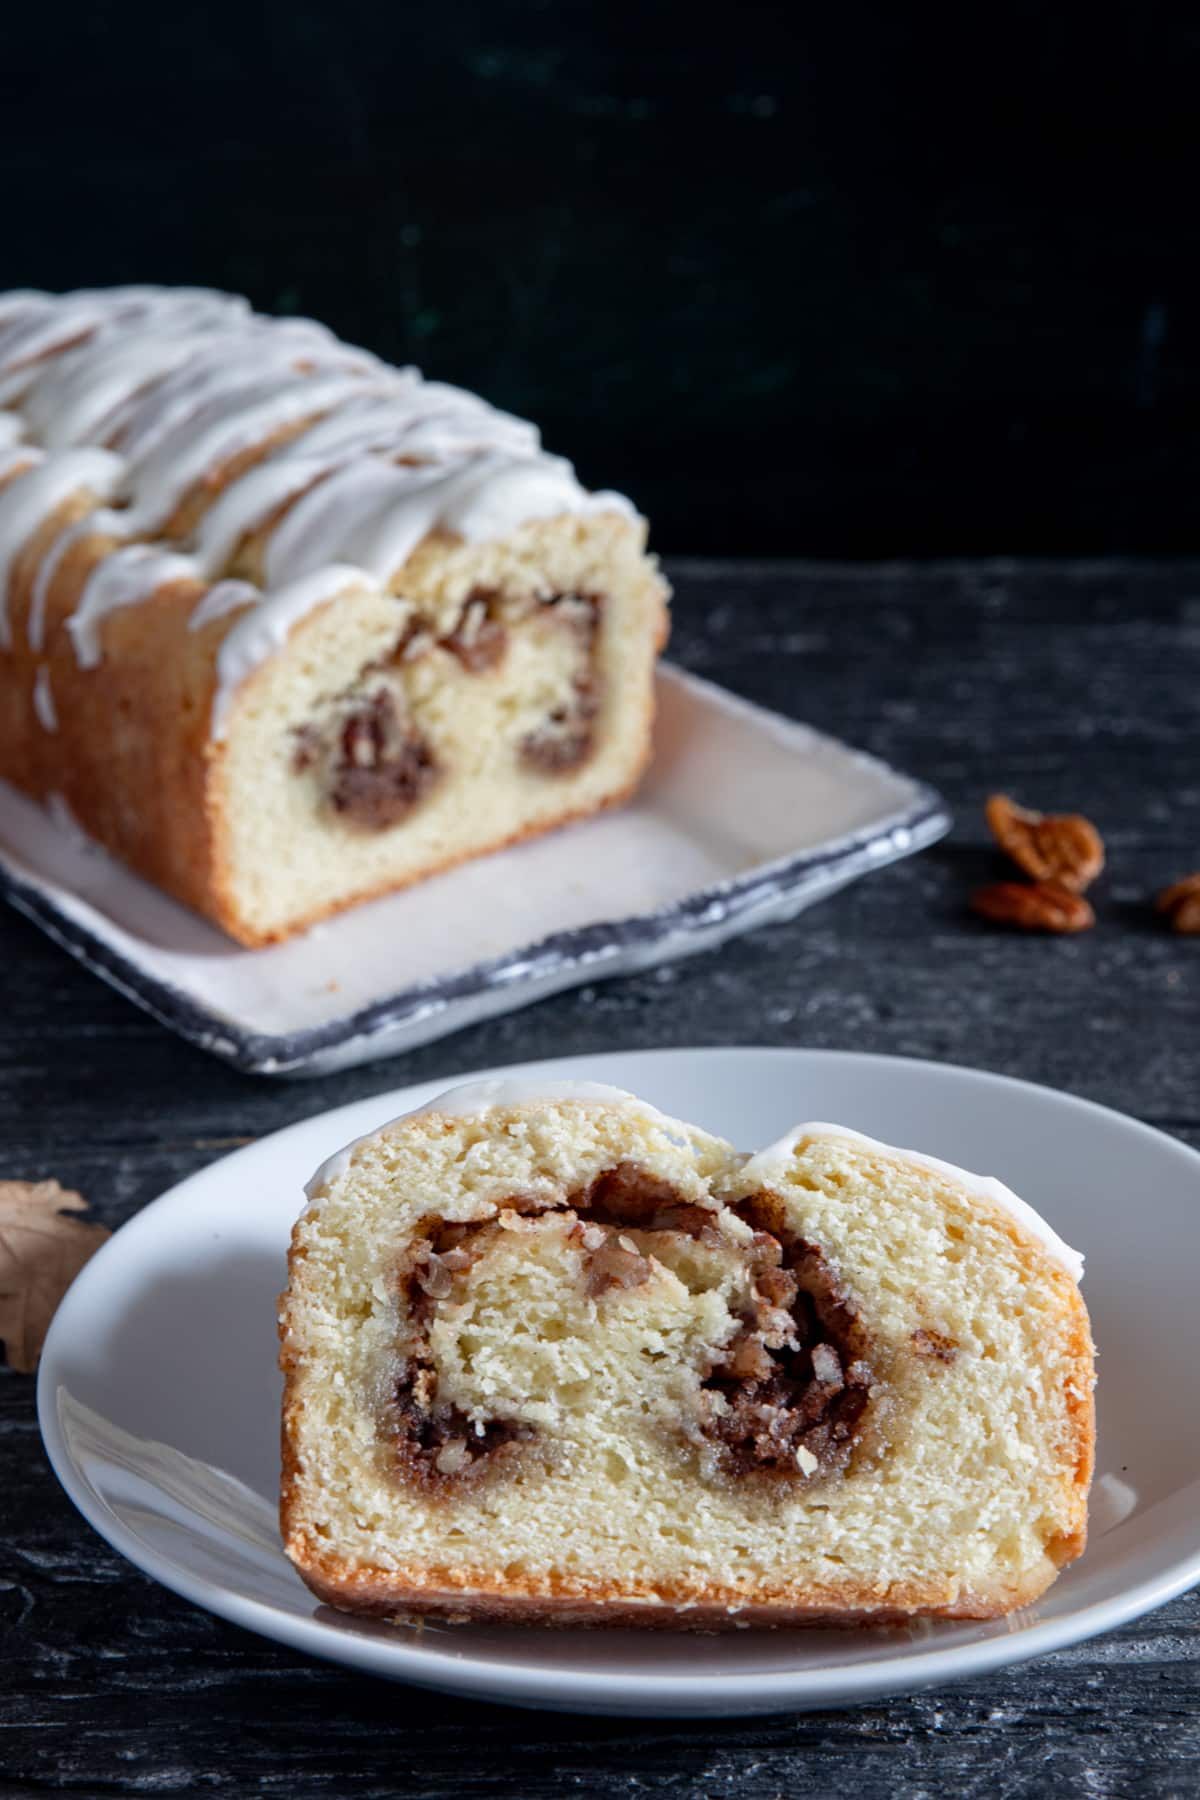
<box><xmin>279</xmin><ymin>1088</ymin><xmax>1095</xmax><ymax>1628</ymax></box>
<box><xmin>211</xmin><ymin>512</ymin><xmax>667</xmax><ymax>943</ymax></box>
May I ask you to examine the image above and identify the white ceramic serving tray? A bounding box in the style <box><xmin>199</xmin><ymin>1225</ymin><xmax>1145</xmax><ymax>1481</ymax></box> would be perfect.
<box><xmin>0</xmin><ymin>666</ymin><xmax>947</xmax><ymax>1075</ymax></box>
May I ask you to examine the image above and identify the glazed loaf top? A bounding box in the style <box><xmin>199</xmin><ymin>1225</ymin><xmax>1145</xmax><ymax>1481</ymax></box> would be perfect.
<box><xmin>0</xmin><ymin>287</ymin><xmax>635</xmax><ymax>736</ymax></box>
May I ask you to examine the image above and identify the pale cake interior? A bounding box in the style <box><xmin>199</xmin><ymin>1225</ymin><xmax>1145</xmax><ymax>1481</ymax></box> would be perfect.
<box><xmin>218</xmin><ymin>511</ymin><xmax>663</xmax><ymax>940</ymax></box>
<box><xmin>280</xmin><ymin>1096</ymin><xmax>1094</xmax><ymax>1622</ymax></box>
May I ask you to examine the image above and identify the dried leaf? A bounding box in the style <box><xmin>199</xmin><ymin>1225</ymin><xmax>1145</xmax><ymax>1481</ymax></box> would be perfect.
<box><xmin>0</xmin><ymin>1180</ymin><xmax>110</xmax><ymax>1372</ymax></box>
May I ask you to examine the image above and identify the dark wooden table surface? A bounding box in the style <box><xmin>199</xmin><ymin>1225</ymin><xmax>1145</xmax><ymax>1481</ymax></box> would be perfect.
<box><xmin>3</xmin><ymin>559</ymin><xmax>1199</xmax><ymax>1799</ymax></box>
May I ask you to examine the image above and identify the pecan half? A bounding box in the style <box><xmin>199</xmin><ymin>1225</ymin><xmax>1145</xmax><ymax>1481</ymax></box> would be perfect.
<box><xmin>328</xmin><ymin>691</ymin><xmax>439</xmax><ymax>828</ymax></box>
<box><xmin>442</xmin><ymin>590</ymin><xmax>508</xmax><ymax>673</ymax></box>
<box><xmin>985</xmin><ymin>794</ymin><xmax>1105</xmax><ymax>892</ymax></box>
<box><xmin>970</xmin><ymin>881</ymin><xmax>1095</xmax><ymax>933</ymax></box>
<box><xmin>1156</xmin><ymin>873</ymin><xmax>1200</xmax><ymax>933</ymax></box>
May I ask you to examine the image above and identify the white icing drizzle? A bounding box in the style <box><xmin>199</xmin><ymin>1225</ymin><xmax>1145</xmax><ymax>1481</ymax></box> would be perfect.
<box><xmin>26</xmin><ymin>504</ymin><xmax>123</xmax><ymax>653</ymax></box>
<box><xmin>192</xmin><ymin>455</ymin><xmax>339</xmax><ymax>575</ymax></box>
<box><xmin>0</xmin><ymin>448</ymin><xmax>122</xmax><ymax>648</ymax></box>
<box><xmin>288</xmin><ymin>385</ymin><xmax>539</xmax><ymax>461</ymax></box>
<box><xmin>445</xmin><ymin>455</ymin><xmax>631</xmax><ymax>544</ymax></box>
<box><xmin>415</xmin><ymin>1077</ymin><xmax>641</xmax><ymax>1118</ymax></box>
<box><xmin>263</xmin><ymin>457</ymin><xmax>455</xmax><ymax>587</ymax></box>
<box><xmin>210</xmin><ymin>565</ymin><xmax>365</xmax><ymax>738</ymax></box>
<box><xmin>109</xmin><ymin>323</ymin><xmax>377</xmax><ymax>463</ymax></box>
<box><xmin>0</xmin><ymin>292</ymin><xmax>49</xmax><ymax>328</ymax></box>
<box><xmin>122</xmin><ymin>372</ymin><xmax>383</xmax><ymax>534</ymax></box>
<box><xmin>67</xmin><ymin>544</ymin><xmax>201</xmax><ymax>669</ymax></box>
<box><xmin>0</xmin><ymin>445</ymin><xmax>43</xmax><ymax>484</ymax></box>
<box><xmin>27</xmin><ymin>315</ymin><xmax>248</xmax><ymax>449</ymax></box>
<box><xmin>738</xmin><ymin>1122</ymin><xmax>1084</xmax><ymax>1282</ymax></box>
<box><xmin>303</xmin><ymin>1079</ymin><xmax>650</xmax><ymax>1199</ymax></box>
<box><xmin>0</xmin><ymin>289</ymin><xmax>233</xmax><ymax>404</ymax></box>
<box><xmin>0</xmin><ymin>297</ymin><xmax>111</xmax><ymax>403</ymax></box>
<box><xmin>32</xmin><ymin>664</ymin><xmax>56</xmax><ymax>730</ymax></box>
<box><xmin>187</xmin><ymin>579</ymin><xmax>258</xmax><ymax>632</ymax></box>
<box><xmin>0</xmin><ymin>286</ymin><xmax>637</xmax><ymax>734</ymax></box>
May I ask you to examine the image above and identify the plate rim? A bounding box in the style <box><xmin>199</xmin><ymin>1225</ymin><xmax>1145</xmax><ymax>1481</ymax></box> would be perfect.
<box><xmin>0</xmin><ymin>666</ymin><xmax>949</xmax><ymax>1074</ymax></box>
<box><xmin>40</xmin><ymin>1044</ymin><xmax>1200</xmax><ymax>1716</ymax></box>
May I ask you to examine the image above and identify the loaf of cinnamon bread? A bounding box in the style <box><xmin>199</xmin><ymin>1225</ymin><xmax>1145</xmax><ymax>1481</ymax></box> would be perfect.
<box><xmin>280</xmin><ymin>1082</ymin><xmax>1094</xmax><ymax>1626</ymax></box>
<box><xmin>0</xmin><ymin>288</ymin><xmax>668</xmax><ymax>943</ymax></box>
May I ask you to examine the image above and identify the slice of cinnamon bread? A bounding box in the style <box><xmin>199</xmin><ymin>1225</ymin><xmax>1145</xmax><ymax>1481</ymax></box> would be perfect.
<box><xmin>279</xmin><ymin>1082</ymin><xmax>1094</xmax><ymax>1626</ymax></box>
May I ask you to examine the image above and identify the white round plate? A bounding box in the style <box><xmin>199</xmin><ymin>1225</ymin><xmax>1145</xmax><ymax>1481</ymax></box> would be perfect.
<box><xmin>37</xmin><ymin>1047</ymin><xmax>1200</xmax><ymax>1717</ymax></box>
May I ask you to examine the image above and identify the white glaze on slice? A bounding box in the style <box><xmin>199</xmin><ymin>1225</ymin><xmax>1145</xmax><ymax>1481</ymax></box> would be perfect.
<box><xmin>0</xmin><ymin>448</ymin><xmax>123</xmax><ymax>648</ymax></box>
<box><xmin>299</xmin><ymin>1092</ymin><xmax>1084</xmax><ymax>1285</ymax></box>
<box><xmin>738</xmin><ymin>1122</ymin><xmax>1084</xmax><ymax>1281</ymax></box>
<box><xmin>67</xmin><ymin>545</ymin><xmax>201</xmax><ymax>669</ymax></box>
<box><xmin>303</xmin><ymin>1079</ymin><xmax>653</xmax><ymax>1200</ymax></box>
<box><xmin>187</xmin><ymin>579</ymin><xmax>258</xmax><ymax>632</ymax></box>
<box><xmin>413</xmin><ymin>1077</ymin><xmax>640</xmax><ymax>1118</ymax></box>
<box><xmin>27</xmin><ymin>506</ymin><xmax>124</xmax><ymax>653</ymax></box>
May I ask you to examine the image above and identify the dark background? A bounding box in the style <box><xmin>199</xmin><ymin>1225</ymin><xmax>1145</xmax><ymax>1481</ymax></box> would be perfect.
<box><xmin>3</xmin><ymin>3</ymin><xmax>1196</xmax><ymax>557</ymax></box>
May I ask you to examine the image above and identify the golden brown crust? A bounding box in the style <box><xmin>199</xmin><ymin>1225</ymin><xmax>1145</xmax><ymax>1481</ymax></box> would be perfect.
<box><xmin>0</xmin><ymin>502</ymin><xmax>226</xmax><ymax>917</ymax></box>
<box><xmin>1049</xmin><ymin>1278</ymin><xmax>1096</xmax><ymax>1565</ymax></box>
<box><xmin>278</xmin><ymin>1449</ymin><xmax>1076</xmax><ymax>1631</ymax></box>
<box><xmin>281</xmin><ymin>1531</ymin><xmax>1059</xmax><ymax>1629</ymax></box>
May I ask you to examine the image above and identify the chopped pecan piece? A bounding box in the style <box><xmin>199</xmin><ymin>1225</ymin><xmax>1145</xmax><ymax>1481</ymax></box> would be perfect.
<box><xmin>392</xmin><ymin>611</ymin><xmax>436</xmax><ymax>663</ymax></box>
<box><xmin>970</xmin><ymin>881</ymin><xmax>1095</xmax><ymax>933</ymax></box>
<box><xmin>911</xmin><ymin>1327</ymin><xmax>957</xmax><ymax>1362</ymax></box>
<box><xmin>520</xmin><ymin>673</ymin><xmax>601</xmax><ymax>775</ymax></box>
<box><xmin>985</xmin><ymin>794</ymin><xmax>1105</xmax><ymax>893</ymax></box>
<box><xmin>701</xmin><ymin>1195</ymin><xmax>876</xmax><ymax>1480</ymax></box>
<box><xmin>442</xmin><ymin>590</ymin><xmax>508</xmax><ymax>673</ymax></box>
<box><xmin>290</xmin><ymin>722</ymin><xmax>322</xmax><ymax>773</ymax></box>
<box><xmin>329</xmin><ymin>690</ymin><xmax>439</xmax><ymax>829</ymax></box>
<box><xmin>584</xmin><ymin>1232</ymin><xmax>654</xmax><ymax>1298</ymax></box>
<box><xmin>390</xmin><ymin>1363</ymin><xmax>532</xmax><ymax>1490</ymax></box>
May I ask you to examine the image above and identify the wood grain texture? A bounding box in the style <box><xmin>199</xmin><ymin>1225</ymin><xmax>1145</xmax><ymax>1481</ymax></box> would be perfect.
<box><xmin>2</xmin><ymin>558</ymin><xmax>1199</xmax><ymax>1798</ymax></box>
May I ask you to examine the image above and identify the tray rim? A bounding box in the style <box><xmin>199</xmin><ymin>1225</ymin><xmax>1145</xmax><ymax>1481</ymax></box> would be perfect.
<box><xmin>0</xmin><ymin>666</ymin><xmax>950</xmax><ymax>1074</ymax></box>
